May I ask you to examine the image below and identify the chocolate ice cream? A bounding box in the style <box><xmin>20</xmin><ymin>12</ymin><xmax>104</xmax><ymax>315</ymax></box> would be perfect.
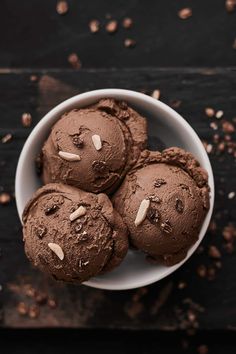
<box><xmin>112</xmin><ymin>148</ymin><xmax>210</xmax><ymax>266</ymax></box>
<box><xmin>23</xmin><ymin>183</ymin><xmax>128</xmax><ymax>283</ymax></box>
<box><xmin>42</xmin><ymin>99</ymin><xmax>147</xmax><ymax>194</ymax></box>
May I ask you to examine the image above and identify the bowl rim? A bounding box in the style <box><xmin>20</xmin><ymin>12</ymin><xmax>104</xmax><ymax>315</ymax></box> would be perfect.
<box><xmin>15</xmin><ymin>88</ymin><xmax>215</xmax><ymax>290</ymax></box>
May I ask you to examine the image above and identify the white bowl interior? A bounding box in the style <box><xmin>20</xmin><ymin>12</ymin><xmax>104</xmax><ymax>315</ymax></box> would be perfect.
<box><xmin>15</xmin><ymin>89</ymin><xmax>214</xmax><ymax>290</ymax></box>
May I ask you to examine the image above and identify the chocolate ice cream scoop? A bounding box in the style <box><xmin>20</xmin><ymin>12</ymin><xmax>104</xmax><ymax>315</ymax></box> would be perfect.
<box><xmin>23</xmin><ymin>183</ymin><xmax>128</xmax><ymax>283</ymax></box>
<box><xmin>112</xmin><ymin>148</ymin><xmax>210</xmax><ymax>266</ymax></box>
<box><xmin>41</xmin><ymin>99</ymin><xmax>147</xmax><ymax>194</ymax></box>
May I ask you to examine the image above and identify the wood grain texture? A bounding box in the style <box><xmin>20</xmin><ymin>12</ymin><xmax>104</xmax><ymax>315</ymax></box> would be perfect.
<box><xmin>0</xmin><ymin>68</ymin><xmax>235</xmax><ymax>329</ymax></box>
<box><xmin>0</xmin><ymin>0</ymin><xmax>236</xmax><ymax>68</ymax></box>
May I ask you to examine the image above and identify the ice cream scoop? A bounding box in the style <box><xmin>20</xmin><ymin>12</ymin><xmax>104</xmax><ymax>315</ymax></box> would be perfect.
<box><xmin>112</xmin><ymin>147</ymin><xmax>210</xmax><ymax>266</ymax></box>
<box><xmin>41</xmin><ymin>98</ymin><xmax>147</xmax><ymax>194</ymax></box>
<box><xmin>23</xmin><ymin>183</ymin><xmax>128</xmax><ymax>283</ymax></box>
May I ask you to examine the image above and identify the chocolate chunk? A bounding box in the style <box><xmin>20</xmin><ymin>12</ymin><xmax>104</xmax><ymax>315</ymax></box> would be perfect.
<box><xmin>92</xmin><ymin>160</ymin><xmax>107</xmax><ymax>173</ymax></box>
<box><xmin>97</xmin><ymin>99</ymin><xmax>117</xmax><ymax>115</ymax></box>
<box><xmin>44</xmin><ymin>204</ymin><xmax>58</xmax><ymax>215</ymax></box>
<box><xmin>175</xmin><ymin>198</ymin><xmax>184</xmax><ymax>213</ymax></box>
<box><xmin>147</xmin><ymin>208</ymin><xmax>160</xmax><ymax>224</ymax></box>
<box><xmin>36</xmin><ymin>225</ymin><xmax>47</xmax><ymax>239</ymax></box>
<box><xmin>72</xmin><ymin>134</ymin><xmax>84</xmax><ymax>148</ymax></box>
<box><xmin>154</xmin><ymin>178</ymin><xmax>166</xmax><ymax>188</ymax></box>
<box><xmin>161</xmin><ymin>220</ymin><xmax>172</xmax><ymax>234</ymax></box>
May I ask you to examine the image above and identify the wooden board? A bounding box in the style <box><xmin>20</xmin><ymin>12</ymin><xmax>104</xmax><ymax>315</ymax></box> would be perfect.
<box><xmin>1</xmin><ymin>0</ymin><xmax>236</xmax><ymax>68</ymax></box>
<box><xmin>0</xmin><ymin>68</ymin><xmax>235</xmax><ymax>330</ymax></box>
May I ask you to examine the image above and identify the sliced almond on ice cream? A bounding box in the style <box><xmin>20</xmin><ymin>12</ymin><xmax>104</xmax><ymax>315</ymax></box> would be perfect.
<box><xmin>134</xmin><ymin>199</ymin><xmax>150</xmax><ymax>226</ymax></box>
<box><xmin>91</xmin><ymin>134</ymin><xmax>102</xmax><ymax>151</ymax></box>
<box><xmin>58</xmin><ymin>151</ymin><xmax>81</xmax><ymax>161</ymax></box>
<box><xmin>69</xmin><ymin>205</ymin><xmax>87</xmax><ymax>221</ymax></box>
<box><xmin>48</xmin><ymin>243</ymin><xmax>64</xmax><ymax>260</ymax></box>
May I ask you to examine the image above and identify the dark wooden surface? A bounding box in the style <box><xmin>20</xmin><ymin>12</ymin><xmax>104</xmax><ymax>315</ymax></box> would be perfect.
<box><xmin>0</xmin><ymin>68</ymin><xmax>236</xmax><ymax>330</ymax></box>
<box><xmin>0</xmin><ymin>0</ymin><xmax>236</xmax><ymax>352</ymax></box>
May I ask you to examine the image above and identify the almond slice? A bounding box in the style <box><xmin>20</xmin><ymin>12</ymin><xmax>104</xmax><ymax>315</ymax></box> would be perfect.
<box><xmin>58</xmin><ymin>151</ymin><xmax>81</xmax><ymax>161</ymax></box>
<box><xmin>48</xmin><ymin>243</ymin><xmax>64</xmax><ymax>260</ymax></box>
<box><xmin>91</xmin><ymin>134</ymin><xmax>102</xmax><ymax>151</ymax></box>
<box><xmin>134</xmin><ymin>199</ymin><xmax>150</xmax><ymax>226</ymax></box>
<box><xmin>69</xmin><ymin>205</ymin><xmax>87</xmax><ymax>221</ymax></box>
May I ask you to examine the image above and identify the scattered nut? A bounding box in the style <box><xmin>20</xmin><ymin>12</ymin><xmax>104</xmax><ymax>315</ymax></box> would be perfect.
<box><xmin>215</xmin><ymin>110</ymin><xmax>224</xmax><ymax>119</ymax></box>
<box><xmin>59</xmin><ymin>151</ymin><xmax>81</xmax><ymax>161</ymax></box>
<box><xmin>151</xmin><ymin>90</ymin><xmax>161</xmax><ymax>100</ymax></box>
<box><xmin>122</xmin><ymin>17</ymin><xmax>133</xmax><ymax>29</ymax></box>
<box><xmin>70</xmin><ymin>205</ymin><xmax>87</xmax><ymax>221</ymax></box>
<box><xmin>0</xmin><ymin>192</ymin><xmax>11</xmax><ymax>205</ymax></box>
<box><xmin>56</xmin><ymin>1</ymin><xmax>68</xmax><ymax>15</ymax></box>
<box><xmin>225</xmin><ymin>0</ymin><xmax>236</xmax><ymax>12</ymax></box>
<box><xmin>1</xmin><ymin>133</ymin><xmax>12</xmax><ymax>143</ymax></box>
<box><xmin>29</xmin><ymin>305</ymin><xmax>40</xmax><ymax>319</ymax></box>
<box><xmin>222</xmin><ymin>121</ymin><xmax>235</xmax><ymax>133</ymax></box>
<box><xmin>106</xmin><ymin>20</ymin><xmax>118</xmax><ymax>33</ymax></box>
<box><xmin>135</xmin><ymin>199</ymin><xmax>150</xmax><ymax>226</ymax></box>
<box><xmin>17</xmin><ymin>302</ymin><xmax>28</xmax><ymax>316</ymax></box>
<box><xmin>205</xmin><ymin>107</ymin><xmax>215</xmax><ymax>117</ymax></box>
<box><xmin>228</xmin><ymin>191</ymin><xmax>235</xmax><ymax>199</ymax></box>
<box><xmin>89</xmin><ymin>19</ymin><xmax>100</xmax><ymax>33</ymax></box>
<box><xmin>21</xmin><ymin>113</ymin><xmax>32</xmax><ymax>127</ymax></box>
<box><xmin>208</xmin><ymin>245</ymin><xmax>221</xmax><ymax>259</ymax></box>
<box><xmin>178</xmin><ymin>8</ymin><xmax>192</xmax><ymax>20</ymax></box>
<box><xmin>48</xmin><ymin>243</ymin><xmax>64</xmax><ymax>260</ymax></box>
<box><xmin>124</xmin><ymin>38</ymin><xmax>136</xmax><ymax>48</ymax></box>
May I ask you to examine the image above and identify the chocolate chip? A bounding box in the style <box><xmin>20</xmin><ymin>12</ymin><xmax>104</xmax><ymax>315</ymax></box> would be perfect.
<box><xmin>36</xmin><ymin>225</ymin><xmax>47</xmax><ymax>239</ymax></box>
<box><xmin>21</xmin><ymin>113</ymin><xmax>32</xmax><ymax>127</ymax></box>
<box><xmin>154</xmin><ymin>179</ymin><xmax>166</xmax><ymax>188</ymax></box>
<box><xmin>209</xmin><ymin>245</ymin><xmax>221</xmax><ymax>259</ymax></box>
<box><xmin>72</xmin><ymin>134</ymin><xmax>84</xmax><ymax>148</ymax></box>
<box><xmin>0</xmin><ymin>192</ymin><xmax>11</xmax><ymax>205</ymax></box>
<box><xmin>161</xmin><ymin>220</ymin><xmax>172</xmax><ymax>234</ymax></box>
<box><xmin>225</xmin><ymin>0</ymin><xmax>236</xmax><ymax>12</ymax></box>
<box><xmin>92</xmin><ymin>160</ymin><xmax>107</xmax><ymax>173</ymax></box>
<box><xmin>35</xmin><ymin>153</ymin><xmax>43</xmax><ymax>175</ymax></box>
<box><xmin>45</xmin><ymin>204</ymin><xmax>58</xmax><ymax>215</ymax></box>
<box><xmin>68</xmin><ymin>53</ymin><xmax>81</xmax><ymax>69</ymax></box>
<box><xmin>175</xmin><ymin>198</ymin><xmax>184</xmax><ymax>213</ymax></box>
<box><xmin>147</xmin><ymin>208</ymin><xmax>160</xmax><ymax>224</ymax></box>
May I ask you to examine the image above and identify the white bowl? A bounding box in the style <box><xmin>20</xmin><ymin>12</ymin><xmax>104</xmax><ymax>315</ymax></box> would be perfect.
<box><xmin>15</xmin><ymin>89</ymin><xmax>214</xmax><ymax>291</ymax></box>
